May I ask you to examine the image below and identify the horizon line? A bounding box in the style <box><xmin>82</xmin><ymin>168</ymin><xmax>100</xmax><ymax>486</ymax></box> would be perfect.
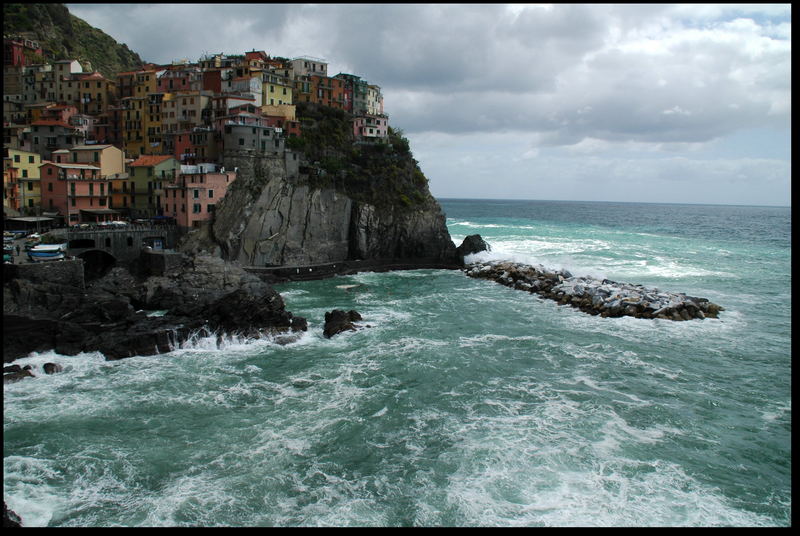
<box><xmin>434</xmin><ymin>196</ymin><xmax>790</xmax><ymax>209</ymax></box>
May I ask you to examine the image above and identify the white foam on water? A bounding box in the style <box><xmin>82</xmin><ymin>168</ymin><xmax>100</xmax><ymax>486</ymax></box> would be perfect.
<box><xmin>424</xmin><ymin>405</ymin><xmax>775</xmax><ymax>527</ymax></box>
<box><xmin>3</xmin><ymin>455</ymin><xmax>68</xmax><ymax>527</ymax></box>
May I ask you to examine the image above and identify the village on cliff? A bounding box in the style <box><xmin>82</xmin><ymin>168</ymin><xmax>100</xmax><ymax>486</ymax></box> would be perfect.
<box><xmin>2</xmin><ymin>36</ymin><xmax>389</xmax><ymax>240</ymax></box>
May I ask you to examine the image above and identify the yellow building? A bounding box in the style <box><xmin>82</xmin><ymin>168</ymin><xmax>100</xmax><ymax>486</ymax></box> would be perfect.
<box><xmin>5</xmin><ymin>148</ymin><xmax>42</xmax><ymax>213</ymax></box>
<box><xmin>262</xmin><ymin>72</ymin><xmax>294</xmax><ymax>107</ymax></box>
<box><xmin>53</xmin><ymin>144</ymin><xmax>125</xmax><ymax>178</ymax></box>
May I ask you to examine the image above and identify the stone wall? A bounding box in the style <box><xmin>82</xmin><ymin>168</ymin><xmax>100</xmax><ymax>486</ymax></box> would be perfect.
<box><xmin>139</xmin><ymin>249</ymin><xmax>185</xmax><ymax>277</ymax></box>
<box><xmin>3</xmin><ymin>258</ymin><xmax>85</xmax><ymax>290</ymax></box>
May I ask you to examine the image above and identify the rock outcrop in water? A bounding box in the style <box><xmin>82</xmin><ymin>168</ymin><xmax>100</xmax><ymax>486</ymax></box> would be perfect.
<box><xmin>3</xmin><ymin>501</ymin><xmax>23</xmax><ymax>527</ymax></box>
<box><xmin>323</xmin><ymin>309</ymin><xmax>363</xmax><ymax>338</ymax></box>
<box><xmin>465</xmin><ymin>259</ymin><xmax>724</xmax><ymax>320</ymax></box>
<box><xmin>3</xmin><ymin>253</ymin><xmax>307</xmax><ymax>364</ymax></box>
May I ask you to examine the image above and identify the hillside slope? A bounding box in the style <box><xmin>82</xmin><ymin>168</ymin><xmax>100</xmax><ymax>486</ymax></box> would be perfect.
<box><xmin>3</xmin><ymin>3</ymin><xmax>144</xmax><ymax>77</ymax></box>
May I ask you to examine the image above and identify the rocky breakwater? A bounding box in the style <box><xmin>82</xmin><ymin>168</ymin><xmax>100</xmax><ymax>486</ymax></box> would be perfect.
<box><xmin>465</xmin><ymin>260</ymin><xmax>724</xmax><ymax>321</ymax></box>
<box><xmin>3</xmin><ymin>253</ymin><xmax>307</xmax><ymax>364</ymax></box>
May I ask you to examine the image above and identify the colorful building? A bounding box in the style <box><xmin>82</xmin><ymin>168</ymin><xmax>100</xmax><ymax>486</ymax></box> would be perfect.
<box><xmin>162</xmin><ymin>164</ymin><xmax>237</xmax><ymax>228</ymax></box>
<box><xmin>353</xmin><ymin>114</ymin><xmax>389</xmax><ymax>142</ymax></box>
<box><xmin>39</xmin><ymin>145</ymin><xmax>127</xmax><ymax>225</ymax></box>
<box><xmin>4</xmin><ymin>148</ymin><xmax>42</xmax><ymax>213</ymax></box>
<box><xmin>309</xmin><ymin>75</ymin><xmax>345</xmax><ymax>110</ymax></box>
<box><xmin>3</xmin><ymin>156</ymin><xmax>21</xmax><ymax>213</ymax></box>
<box><xmin>124</xmin><ymin>154</ymin><xmax>180</xmax><ymax>218</ymax></box>
<box><xmin>23</xmin><ymin>120</ymin><xmax>86</xmax><ymax>159</ymax></box>
<box><xmin>262</xmin><ymin>72</ymin><xmax>293</xmax><ymax>107</ymax></box>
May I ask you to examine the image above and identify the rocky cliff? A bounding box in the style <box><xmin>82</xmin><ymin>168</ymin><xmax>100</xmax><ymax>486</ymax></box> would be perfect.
<box><xmin>209</xmin><ymin>104</ymin><xmax>459</xmax><ymax>269</ymax></box>
<box><xmin>211</xmin><ymin>156</ymin><xmax>457</xmax><ymax>267</ymax></box>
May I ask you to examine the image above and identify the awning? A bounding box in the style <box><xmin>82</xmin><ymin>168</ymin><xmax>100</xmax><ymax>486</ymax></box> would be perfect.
<box><xmin>79</xmin><ymin>208</ymin><xmax>120</xmax><ymax>215</ymax></box>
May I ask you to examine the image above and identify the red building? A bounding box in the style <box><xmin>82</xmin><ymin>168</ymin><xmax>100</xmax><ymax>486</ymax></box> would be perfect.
<box><xmin>4</xmin><ymin>38</ymin><xmax>44</xmax><ymax>67</ymax></box>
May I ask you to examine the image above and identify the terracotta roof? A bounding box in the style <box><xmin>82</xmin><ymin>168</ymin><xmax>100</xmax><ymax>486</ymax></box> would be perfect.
<box><xmin>128</xmin><ymin>155</ymin><xmax>176</xmax><ymax>167</ymax></box>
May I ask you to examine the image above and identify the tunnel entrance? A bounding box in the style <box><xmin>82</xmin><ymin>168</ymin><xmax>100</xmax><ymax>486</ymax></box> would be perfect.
<box><xmin>78</xmin><ymin>249</ymin><xmax>117</xmax><ymax>281</ymax></box>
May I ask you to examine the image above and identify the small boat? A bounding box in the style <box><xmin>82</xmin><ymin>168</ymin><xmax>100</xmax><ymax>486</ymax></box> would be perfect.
<box><xmin>29</xmin><ymin>243</ymin><xmax>68</xmax><ymax>253</ymax></box>
<box><xmin>27</xmin><ymin>250</ymin><xmax>66</xmax><ymax>262</ymax></box>
<box><xmin>27</xmin><ymin>244</ymin><xmax>68</xmax><ymax>262</ymax></box>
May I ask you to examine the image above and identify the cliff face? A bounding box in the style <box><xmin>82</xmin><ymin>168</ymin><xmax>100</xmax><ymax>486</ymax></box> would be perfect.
<box><xmin>209</xmin><ymin>102</ymin><xmax>458</xmax><ymax>268</ymax></box>
<box><xmin>211</xmin><ymin>153</ymin><xmax>458</xmax><ymax>267</ymax></box>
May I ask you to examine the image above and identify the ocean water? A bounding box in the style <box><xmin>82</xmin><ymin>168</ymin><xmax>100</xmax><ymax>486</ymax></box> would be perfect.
<box><xmin>3</xmin><ymin>199</ymin><xmax>791</xmax><ymax>527</ymax></box>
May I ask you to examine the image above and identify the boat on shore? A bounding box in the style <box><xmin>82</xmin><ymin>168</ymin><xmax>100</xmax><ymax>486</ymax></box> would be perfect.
<box><xmin>26</xmin><ymin>243</ymin><xmax>68</xmax><ymax>262</ymax></box>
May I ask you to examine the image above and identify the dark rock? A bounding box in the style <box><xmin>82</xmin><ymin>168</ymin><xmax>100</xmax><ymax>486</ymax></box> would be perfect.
<box><xmin>4</xmin><ymin>253</ymin><xmax>302</xmax><ymax>362</ymax></box>
<box><xmin>4</xmin><ymin>369</ymin><xmax>34</xmax><ymax>384</ymax></box>
<box><xmin>4</xmin><ymin>502</ymin><xmax>22</xmax><ymax>527</ymax></box>
<box><xmin>3</xmin><ymin>365</ymin><xmax>23</xmax><ymax>374</ymax></box>
<box><xmin>323</xmin><ymin>309</ymin><xmax>362</xmax><ymax>338</ymax></box>
<box><xmin>456</xmin><ymin>234</ymin><xmax>491</xmax><ymax>260</ymax></box>
<box><xmin>43</xmin><ymin>362</ymin><xmax>63</xmax><ymax>374</ymax></box>
<box><xmin>290</xmin><ymin>316</ymin><xmax>308</xmax><ymax>332</ymax></box>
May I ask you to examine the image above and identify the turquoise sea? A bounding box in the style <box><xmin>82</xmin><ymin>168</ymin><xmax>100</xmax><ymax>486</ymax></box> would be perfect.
<box><xmin>3</xmin><ymin>199</ymin><xmax>791</xmax><ymax>527</ymax></box>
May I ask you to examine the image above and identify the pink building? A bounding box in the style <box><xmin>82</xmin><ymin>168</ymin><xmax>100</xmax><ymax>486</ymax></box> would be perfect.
<box><xmin>353</xmin><ymin>114</ymin><xmax>389</xmax><ymax>142</ymax></box>
<box><xmin>162</xmin><ymin>166</ymin><xmax>237</xmax><ymax>228</ymax></box>
<box><xmin>39</xmin><ymin>162</ymin><xmax>116</xmax><ymax>225</ymax></box>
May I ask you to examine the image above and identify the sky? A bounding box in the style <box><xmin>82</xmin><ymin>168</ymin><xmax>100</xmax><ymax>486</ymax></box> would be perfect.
<box><xmin>66</xmin><ymin>3</ymin><xmax>792</xmax><ymax>206</ymax></box>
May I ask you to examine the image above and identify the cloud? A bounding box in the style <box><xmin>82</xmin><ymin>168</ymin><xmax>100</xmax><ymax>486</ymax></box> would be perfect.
<box><xmin>64</xmin><ymin>3</ymin><xmax>791</xmax><ymax>205</ymax></box>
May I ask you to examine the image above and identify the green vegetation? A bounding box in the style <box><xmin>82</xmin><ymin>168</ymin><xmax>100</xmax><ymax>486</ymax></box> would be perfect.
<box><xmin>293</xmin><ymin>103</ymin><xmax>432</xmax><ymax>210</ymax></box>
<box><xmin>3</xmin><ymin>3</ymin><xmax>144</xmax><ymax>78</ymax></box>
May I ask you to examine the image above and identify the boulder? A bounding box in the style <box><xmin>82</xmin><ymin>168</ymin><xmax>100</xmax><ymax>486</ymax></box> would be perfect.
<box><xmin>290</xmin><ymin>316</ymin><xmax>308</xmax><ymax>332</ymax></box>
<box><xmin>43</xmin><ymin>363</ymin><xmax>63</xmax><ymax>374</ymax></box>
<box><xmin>323</xmin><ymin>309</ymin><xmax>362</xmax><ymax>338</ymax></box>
<box><xmin>456</xmin><ymin>234</ymin><xmax>491</xmax><ymax>260</ymax></box>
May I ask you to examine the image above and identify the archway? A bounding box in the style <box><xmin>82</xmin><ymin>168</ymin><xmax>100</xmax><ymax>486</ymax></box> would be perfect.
<box><xmin>77</xmin><ymin>249</ymin><xmax>117</xmax><ymax>281</ymax></box>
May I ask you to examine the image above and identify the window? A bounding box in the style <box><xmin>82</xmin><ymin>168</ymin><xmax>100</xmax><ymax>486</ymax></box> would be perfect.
<box><xmin>21</xmin><ymin>169</ymin><xmax>27</xmax><ymax>178</ymax></box>
<box><xmin>193</xmin><ymin>189</ymin><xmax>199</xmax><ymax>199</ymax></box>
<box><xmin>48</xmin><ymin>183</ymin><xmax>53</xmax><ymax>192</ymax></box>
<box><xmin>193</xmin><ymin>203</ymin><xmax>201</xmax><ymax>213</ymax></box>
<box><xmin>208</xmin><ymin>189</ymin><xmax>213</xmax><ymax>198</ymax></box>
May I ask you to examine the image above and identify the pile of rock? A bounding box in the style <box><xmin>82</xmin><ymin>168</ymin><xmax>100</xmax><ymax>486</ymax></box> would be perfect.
<box><xmin>464</xmin><ymin>260</ymin><xmax>723</xmax><ymax>321</ymax></box>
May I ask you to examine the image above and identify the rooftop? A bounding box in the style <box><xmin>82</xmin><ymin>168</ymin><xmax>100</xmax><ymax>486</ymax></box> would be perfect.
<box><xmin>128</xmin><ymin>155</ymin><xmax>177</xmax><ymax>167</ymax></box>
